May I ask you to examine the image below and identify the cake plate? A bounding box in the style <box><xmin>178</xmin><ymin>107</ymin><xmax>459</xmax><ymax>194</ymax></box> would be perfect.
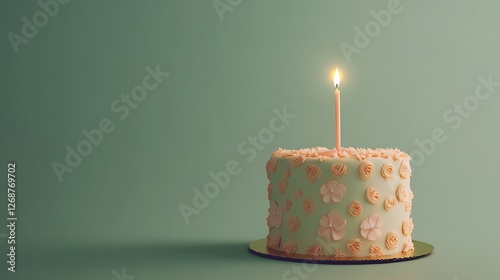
<box><xmin>249</xmin><ymin>238</ymin><xmax>433</xmax><ymax>264</ymax></box>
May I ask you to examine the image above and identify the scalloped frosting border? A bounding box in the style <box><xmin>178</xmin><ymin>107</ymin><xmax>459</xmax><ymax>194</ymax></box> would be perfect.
<box><xmin>272</xmin><ymin>147</ymin><xmax>410</xmax><ymax>161</ymax></box>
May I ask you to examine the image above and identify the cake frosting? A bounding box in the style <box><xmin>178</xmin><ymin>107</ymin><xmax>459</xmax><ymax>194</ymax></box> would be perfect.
<box><xmin>265</xmin><ymin>147</ymin><xmax>414</xmax><ymax>258</ymax></box>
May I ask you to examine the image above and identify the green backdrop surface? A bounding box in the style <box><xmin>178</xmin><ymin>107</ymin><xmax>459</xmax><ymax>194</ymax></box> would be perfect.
<box><xmin>1</xmin><ymin>0</ymin><xmax>499</xmax><ymax>279</ymax></box>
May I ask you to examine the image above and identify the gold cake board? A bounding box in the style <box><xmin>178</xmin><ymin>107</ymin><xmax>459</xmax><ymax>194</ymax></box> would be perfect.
<box><xmin>249</xmin><ymin>238</ymin><xmax>433</xmax><ymax>264</ymax></box>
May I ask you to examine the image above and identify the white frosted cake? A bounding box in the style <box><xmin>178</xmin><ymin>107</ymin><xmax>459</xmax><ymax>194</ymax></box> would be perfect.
<box><xmin>265</xmin><ymin>147</ymin><xmax>414</xmax><ymax>257</ymax></box>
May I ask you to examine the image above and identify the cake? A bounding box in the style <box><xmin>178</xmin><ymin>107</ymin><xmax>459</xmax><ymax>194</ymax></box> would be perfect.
<box><xmin>265</xmin><ymin>147</ymin><xmax>414</xmax><ymax>258</ymax></box>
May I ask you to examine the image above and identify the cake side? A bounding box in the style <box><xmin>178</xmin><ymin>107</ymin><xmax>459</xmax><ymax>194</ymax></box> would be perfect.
<box><xmin>265</xmin><ymin>147</ymin><xmax>414</xmax><ymax>257</ymax></box>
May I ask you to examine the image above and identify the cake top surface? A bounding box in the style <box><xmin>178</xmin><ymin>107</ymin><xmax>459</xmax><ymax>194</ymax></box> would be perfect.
<box><xmin>272</xmin><ymin>147</ymin><xmax>410</xmax><ymax>161</ymax></box>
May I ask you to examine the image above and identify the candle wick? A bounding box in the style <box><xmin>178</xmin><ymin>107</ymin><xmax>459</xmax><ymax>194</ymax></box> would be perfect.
<box><xmin>335</xmin><ymin>84</ymin><xmax>339</xmax><ymax>89</ymax></box>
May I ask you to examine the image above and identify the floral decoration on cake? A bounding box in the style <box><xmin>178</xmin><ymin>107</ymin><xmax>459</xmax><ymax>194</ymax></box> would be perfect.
<box><xmin>282</xmin><ymin>241</ymin><xmax>297</xmax><ymax>254</ymax></box>
<box><xmin>399</xmin><ymin>160</ymin><xmax>411</xmax><ymax>179</ymax></box>
<box><xmin>360</xmin><ymin>215</ymin><xmax>382</xmax><ymax>241</ymax></box>
<box><xmin>305</xmin><ymin>165</ymin><xmax>322</xmax><ymax>183</ymax></box>
<box><xmin>384</xmin><ymin>196</ymin><xmax>396</xmax><ymax>211</ymax></box>
<box><xmin>366</xmin><ymin>187</ymin><xmax>380</xmax><ymax>204</ymax></box>
<box><xmin>267</xmin><ymin>201</ymin><xmax>283</xmax><ymax>229</ymax></box>
<box><xmin>303</xmin><ymin>198</ymin><xmax>314</xmax><ymax>215</ymax></box>
<box><xmin>402</xmin><ymin>218</ymin><xmax>414</xmax><ymax>236</ymax></box>
<box><xmin>381</xmin><ymin>163</ymin><xmax>394</xmax><ymax>180</ymax></box>
<box><xmin>319</xmin><ymin>180</ymin><xmax>346</xmax><ymax>203</ymax></box>
<box><xmin>277</xmin><ymin>179</ymin><xmax>287</xmax><ymax>194</ymax></box>
<box><xmin>283</xmin><ymin>169</ymin><xmax>291</xmax><ymax>178</ymax></box>
<box><xmin>369</xmin><ymin>245</ymin><xmax>382</xmax><ymax>257</ymax></box>
<box><xmin>307</xmin><ymin>245</ymin><xmax>323</xmax><ymax>257</ymax></box>
<box><xmin>266</xmin><ymin>235</ymin><xmax>281</xmax><ymax>250</ymax></box>
<box><xmin>359</xmin><ymin>160</ymin><xmax>373</xmax><ymax>180</ymax></box>
<box><xmin>348</xmin><ymin>201</ymin><xmax>363</xmax><ymax>217</ymax></box>
<box><xmin>317</xmin><ymin>210</ymin><xmax>346</xmax><ymax>240</ymax></box>
<box><xmin>405</xmin><ymin>200</ymin><xmax>412</xmax><ymax>213</ymax></box>
<box><xmin>385</xmin><ymin>231</ymin><xmax>399</xmax><ymax>249</ymax></box>
<box><xmin>396</xmin><ymin>183</ymin><xmax>408</xmax><ymax>202</ymax></box>
<box><xmin>287</xmin><ymin>216</ymin><xmax>301</xmax><ymax>232</ymax></box>
<box><xmin>266</xmin><ymin>158</ymin><xmax>278</xmax><ymax>178</ymax></box>
<box><xmin>330</xmin><ymin>163</ymin><xmax>347</xmax><ymax>176</ymax></box>
<box><xmin>347</xmin><ymin>238</ymin><xmax>362</xmax><ymax>254</ymax></box>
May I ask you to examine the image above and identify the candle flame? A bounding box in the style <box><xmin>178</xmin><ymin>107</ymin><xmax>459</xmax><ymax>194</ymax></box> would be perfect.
<box><xmin>333</xmin><ymin>68</ymin><xmax>340</xmax><ymax>88</ymax></box>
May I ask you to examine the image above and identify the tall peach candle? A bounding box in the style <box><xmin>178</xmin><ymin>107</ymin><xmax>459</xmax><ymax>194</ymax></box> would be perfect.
<box><xmin>333</xmin><ymin>68</ymin><xmax>341</xmax><ymax>150</ymax></box>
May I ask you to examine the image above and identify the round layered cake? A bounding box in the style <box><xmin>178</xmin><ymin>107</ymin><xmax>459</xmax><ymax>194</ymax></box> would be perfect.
<box><xmin>265</xmin><ymin>147</ymin><xmax>414</xmax><ymax>258</ymax></box>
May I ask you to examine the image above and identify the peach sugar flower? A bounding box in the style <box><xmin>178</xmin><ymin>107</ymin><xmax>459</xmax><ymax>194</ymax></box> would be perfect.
<box><xmin>266</xmin><ymin>235</ymin><xmax>281</xmax><ymax>250</ymax></box>
<box><xmin>405</xmin><ymin>200</ymin><xmax>412</xmax><ymax>212</ymax></box>
<box><xmin>360</xmin><ymin>215</ymin><xmax>382</xmax><ymax>241</ymax></box>
<box><xmin>306</xmin><ymin>164</ymin><xmax>322</xmax><ymax>183</ymax></box>
<box><xmin>366</xmin><ymin>187</ymin><xmax>380</xmax><ymax>204</ymax></box>
<box><xmin>384</xmin><ymin>196</ymin><xmax>396</xmax><ymax>211</ymax></box>
<box><xmin>347</xmin><ymin>238</ymin><xmax>362</xmax><ymax>254</ymax></box>
<box><xmin>277</xmin><ymin>179</ymin><xmax>287</xmax><ymax>194</ymax></box>
<box><xmin>330</xmin><ymin>163</ymin><xmax>347</xmax><ymax>176</ymax></box>
<box><xmin>348</xmin><ymin>201</ymin><xmax>363</xmax><ymax>217</ymax></box>
<box><xmin>359</xmin><ymin>160</ymin><xmax>373</xmax><ymax>180</ymax></box>
<box><xmin>266</xmin><ymin>158</ymin><xmax>278</xmax><ymax>172</ymax></box>
<box><xmin>267</xmin><ymin>201</ymin><xmax>283</xmax><ymax>229</ymax></box>
<box><xmin>402</xmin><ymin>218</ymin><xmax>414</xmax><ymax>236</ymax></box>
<box><xmin>396</xmin><ymin>183</ymin><xmax>408</xmax><ymax>202</ymax></box>
<box><xmin>307</xmin><ymin>245</ymin><xmax>323</xmax><ymax>257</ymax></box>
<box><xmin>266</xmin><ymin>157</ymin><xmax>278</xmax><ymax>178</ymax></box>
<box><xmin>319</xmin><ymin>180</ymin><xmax>347</xmax><ymax>203</ymax></box>
<box><xmin>284</xmin><ymin>169</ymin><xmax>291</xmax><ymax>178</ymax></box>
<box><xmin>303</xmin><ymin>198</ymin><xmax>314</xmax><ymax>215</ymax></box>
<box><xmin>282</xmin><ymin>241</ymin><xmax>297</xmax><ymax>254</ymax></box>
<box><xmin>287</xmin><ymin>216</ymin><xmax>301</xmax><ymax>232</ymax></box>
<box><xmin>318</xmin><ymin>210</ymin><xmax>346</xmax><ymax>240</ymax></box>
<box><xmin>399</xmin><ymin>160</ymin><xmax>411</xmax><ymax>179</ymax></box>
<box><xmin>285</xmin><ymin>199</ymin><xmax>292</xmax><ymax>211</ymax></box>
<box><xmin>369</xmin><ymin>245</ymin><xmax>382</xmax><ymax>257</ymax></box>
<box><xmin>381</xmin><ymin>163</ymin><xmax>394</xmax><ymax>180</ymax></box>
<box><xmin>385</xmin><ymin>231</ymin><xmax>399</xmax><ymax>249</ymax></box>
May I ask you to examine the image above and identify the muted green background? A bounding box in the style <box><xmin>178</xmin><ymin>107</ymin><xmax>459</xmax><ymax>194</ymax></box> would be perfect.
<box><xmin>1</xmin><ymin>0</ymin><xmax>500</xmax><ymax>279</ymax></box>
